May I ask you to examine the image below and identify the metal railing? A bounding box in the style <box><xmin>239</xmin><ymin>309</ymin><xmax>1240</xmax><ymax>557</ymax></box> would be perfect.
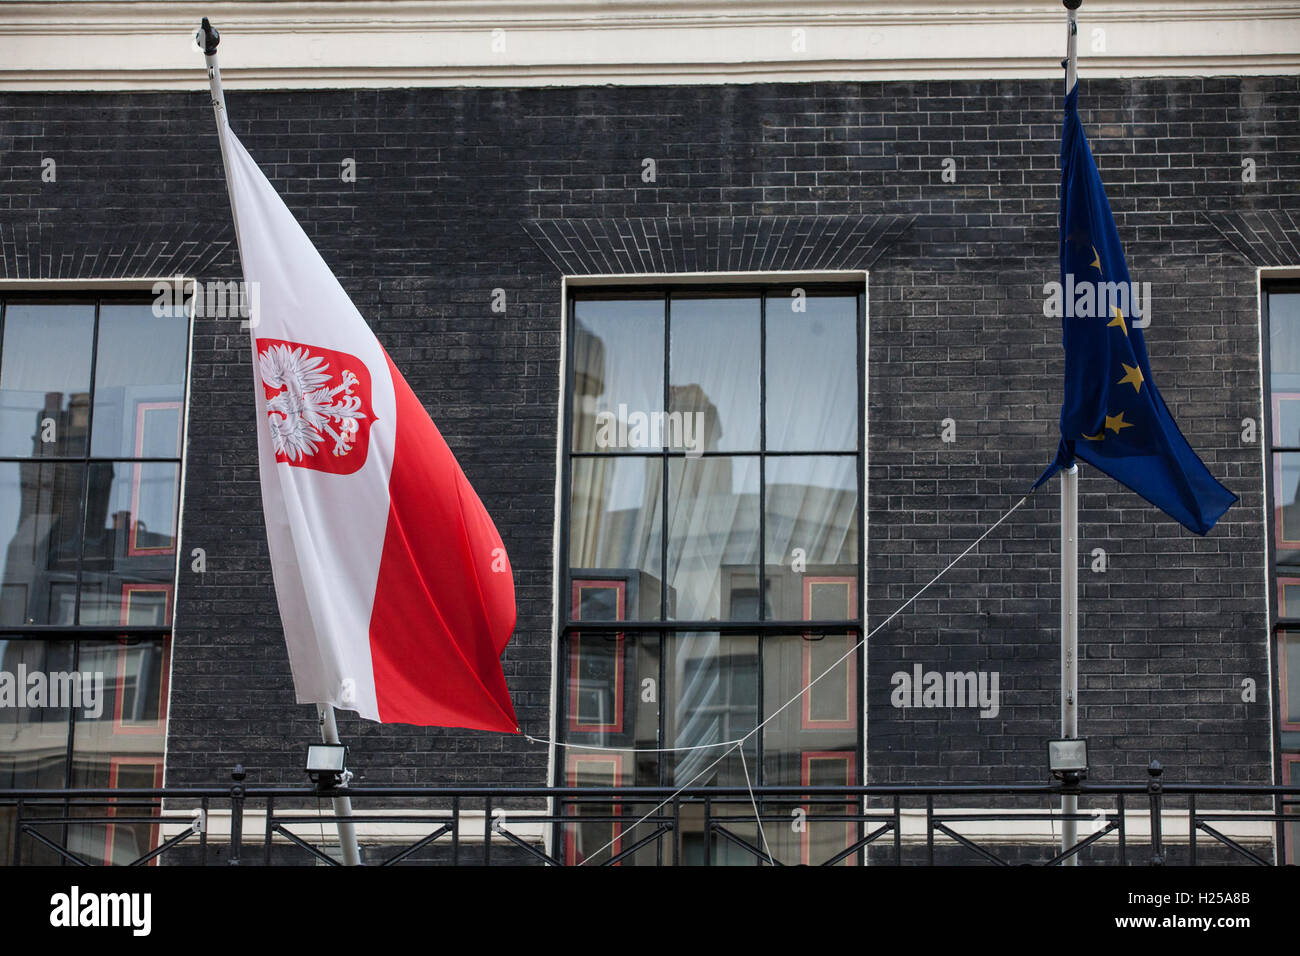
<box><xmin>2</xmin><ymin>762</ymin><xmax>1295</xmax><ymax>866</ymax></box>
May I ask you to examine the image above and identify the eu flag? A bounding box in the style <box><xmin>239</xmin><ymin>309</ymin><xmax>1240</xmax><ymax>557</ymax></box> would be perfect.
<box><xmin>1035</xmin><ymin>83</ymin><xmax>1236</xmax><ymax>535</ymax></box>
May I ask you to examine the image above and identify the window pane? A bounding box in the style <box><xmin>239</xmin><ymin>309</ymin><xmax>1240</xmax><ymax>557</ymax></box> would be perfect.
<box><xmin>571</xmin><ymin>299</ymin><xmax>665</xmax><ymax>452</ymax></box>
<box><xmin>0</xmin><ymin>638</ymin><xmax>73</xmax><ymax>865</ymax></box>
<box><xmin>569</xmin><ymin>457</ymin><xmax>663</xmax><ymax>619</ymax></box>
<box><xmin>760</xmin><ymin>632</ymin><xmax>858</xmax><ymax>864</ymax></box>
<box><xmin>0</xmin><ymin>303</ymin><xmax>95</xmax><ymax>457</ymax></box>
<box><xmin>766</xmin><ymin>294</ymin><xmax>857</xmax><ymax>451</ymax></box>
<box><xmin>667</xmin><ymin>456</ymin><xmax>759</xmax><ymax>621</ymax></box>
<box><xmin>91</xmin><ymin>304</ymin><xmax>187</xmax><ymax>458</ymax></box>
<box><xmin>1269</xmin><ymin>292</ymin><xmax>1300</xmax><ymax>396</ymax></box>
<box><xmin>669</xmin><ymin>297</ymin><xmax>759</xmax><ymax>452</ymax></box>
<box><xmin>78</xmin><ymin>462</ymin><xmax>179</xmax><ymax>626</ymax></box>
<box><xmin>1274</xmin><ymin>454</ymin><xmax>1300</xmax><ymax>569</ymax></box>
<box><xmin>764</xmin><ymin>456</ymin><xmax>859</xmax><ymax>620</ymax></box>
<box><xmin>0</xmin><ymin>462</ymin><xmax>85</xmax><ymax>626</ymax></box>
<box><xmin>68</xmin><ymin>638</ymin><xmax>167</xmax><ymax>865</ymax></box>
<box><xmin>761</xmin><ymin>633</ymin><xmax>858</xmax><ymax>784</ymax></box>
<box><xmin>663</xmin><ymin>633</ymin><xmax>758</xmax><ymax>787</ymax></box>
<box><xmin>1284</xmin><ymin>631</ymin><xmax>1300</xmax><ymax>726</ymax></box>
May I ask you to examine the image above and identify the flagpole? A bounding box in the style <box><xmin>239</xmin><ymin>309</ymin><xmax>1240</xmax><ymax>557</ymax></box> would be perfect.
<box><xmin>1060</xmin><ymin>0</ymin><xmax>1082</xmax><ymax>867</ymax></box>
<box><xmin>318</xmin><ymin>704</ymin><xmax>362</xmax><ymax>866</ymax></box>
<box><xmin>199</xmin><ymin>18</ymin><xmax>362</xmax><ymax>866</ymax></box>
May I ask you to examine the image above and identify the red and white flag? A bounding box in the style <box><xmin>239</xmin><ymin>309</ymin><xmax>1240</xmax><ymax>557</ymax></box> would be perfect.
<box><xmin>216</xmin><ymin>118</ymin><xmax>518</xmax><ymax>733</ymax></box>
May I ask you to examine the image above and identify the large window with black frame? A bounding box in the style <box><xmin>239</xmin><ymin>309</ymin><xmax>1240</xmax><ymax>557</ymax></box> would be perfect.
<box><xmin>558</xmin><ymin>284</ymin><xmax>864</xmax><ymax>865</ymax></box>
<box><xmin>1263</xmin><ymin>279</ymin><xmax>1300</xmax><ymax>865</ymax></box>
<box><xmin>0</xmin><ymin>293</ymin><xmax>189</xmax><ymax>866</ymax></box>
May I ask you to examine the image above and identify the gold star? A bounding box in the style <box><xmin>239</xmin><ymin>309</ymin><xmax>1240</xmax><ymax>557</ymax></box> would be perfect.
<box><xmin>1090</xmin><ymin>246</ymin><xmax>1102</xmax><ymax>273</ymax></box>
<box><xmin>1104</xmin><ymin>411</ymin><xmax>1134</xmax><ymax>434</ymax></box>
<box><xmin>1082</xmin><ymin>428</ymin><xmax>1105</xmax><ymax>441</ymax></box>
<box><xmin>1118</xmin><ymin>363</ymin><xmax>1143</xmax><ymax>393</ymax></box>
<box><xmin>1108</xmin><ymin>306</ymin><xmax>1128</xmax><ymax>336</ymax></box>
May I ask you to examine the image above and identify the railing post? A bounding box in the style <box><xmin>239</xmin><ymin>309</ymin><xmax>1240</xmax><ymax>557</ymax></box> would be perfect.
<box><xmin>672</xmin><ymin>796</ymin><xmax>680</xmax><ymax>866</ymax></box>
<box><xmin>451</xmin><ymin>795</ymin><xmax>460</xmax><ymax>866</ymax></box>
<box><xmin>12</xmin><ymin>799</ymin><xmax>22</xmax><ymax>866</ymax></box>
<box><xmin>264</xmin><ymin>794</ymin><xmax>275</xmax><ymax>866</ymax></box>
<box><xmin>926</xmin><ymin>795</ymin><xmax>934</xmax><ymax>865</ymax></box>
<box><xmin>1147</xmin><ymin>760</ymin><xmax>1164</xmax><ymax>866</ymax></box>
<box><xmin>703</xmin><ymin>796</ymin><xmax>711</xmax><ymax>867</ymax></box>
<box><xmin>200</xmin><ymin>796</ymin><xmax>209</xmax><ymax>866</ymax></box>
<box><xmin>1117</xmin><ymin>794</ymin><xmax>1126</xmax><ymax>866</ymax></box>
<box><xmin>1188</xmin><ymin>793</ymin><xmax>1196</xmax><ymax>866</ymax></box>
<box><xmin>894</xmin><ymin>796</ymin><xmax>902</xmax><ymax>865</ymax></box>
<box><xmin>484</xmin><ymin>796</ymin><xmax>492</xmax><ymax>866</ymax></box>
<box><xmin>228</xmin><ymin>764</ymin><xmax>246</xmax><ymax>866</ymax></box>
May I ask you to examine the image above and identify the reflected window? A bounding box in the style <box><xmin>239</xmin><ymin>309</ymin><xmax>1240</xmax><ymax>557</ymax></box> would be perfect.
<box><xmin>0</xmin><ymin>294</ymin><xmax>188</xmax><ymax>866</ymax></box>
<box><xmin>559</xmin><ymin>284</ymin><xmax>863</xmax><ymax>865</ymax></box>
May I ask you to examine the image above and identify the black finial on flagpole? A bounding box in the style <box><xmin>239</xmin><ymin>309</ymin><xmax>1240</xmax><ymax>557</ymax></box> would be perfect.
<box><xmin>200</xmin><ymin>17</ymin><xmax>220</xmax><ymax>55</ymax></box>
<box><xmin>1063</xmin><ymin>0</ymin><xmax>1083</xmax><ymax>9</ymax></box>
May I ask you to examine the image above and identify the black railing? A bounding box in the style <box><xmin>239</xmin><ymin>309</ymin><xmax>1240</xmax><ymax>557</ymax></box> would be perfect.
<box><xmin>1</xmin><ymin>763</ymin><xmax>1296</xmax><ymax>866</ymax></box>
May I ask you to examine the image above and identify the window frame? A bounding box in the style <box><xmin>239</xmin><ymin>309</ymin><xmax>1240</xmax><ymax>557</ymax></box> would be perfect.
<box><xmin>0</xmin><ymin>284</ymin><xmax>193</xmax><ymax>843</ymax></box>
<box><xmin>1260</xmin><ymin>277</ymin><xmax>1300</xmax><ymax>864</ymax></box>
<box><xmin>552</xmin><ymin>275</ymin><xmax>868</xmax><ymax>817</ymax></box>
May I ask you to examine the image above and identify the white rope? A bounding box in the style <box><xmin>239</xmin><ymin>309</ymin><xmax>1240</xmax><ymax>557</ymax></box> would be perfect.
<box><xmin>574</xmin><ymin>492</ymin><xmax>1033</xmax><ymax>865</ymax></box>
<box><xmin>738</xmin><ymin>745</ymin><xmax>774</xmax><ymax>866</ymax></box>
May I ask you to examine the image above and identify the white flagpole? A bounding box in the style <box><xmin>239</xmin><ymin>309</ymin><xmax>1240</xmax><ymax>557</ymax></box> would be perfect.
<box><xmin>199</xmin><ymin>18</ymin><xmax>362</xmax><ymax>867</ymax></box>
<box><xmin>318</xmin><ymin>704</ymin><xmax>362</xmax><ymax>866</ymax></box>
<box><xmin>1060</xmin><ymin>0</ymin><xmax>1082</xmax><ymax>867</ymax></box>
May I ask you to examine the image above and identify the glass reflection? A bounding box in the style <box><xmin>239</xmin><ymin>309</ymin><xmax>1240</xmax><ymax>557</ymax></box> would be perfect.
<box><xmin>667</xmin><ymin>457</ymin><xmax>760</xmax><ymax>621</ymax></box>
<box><xmin>0</xmin><ymin>639</ymin><xmax>74</xmax><ymax>865</ymax></box>
<box><xmin>91</xmin><ymin>304</ymin><xmax>187</xmax><ymax>459</ymax></box>
<box><xmin>0</xmin><ymin>462</ymin><xmax>85</xmax><ymax>626</ymax></box>
<box><xmin>571</xmin><ymin>299</ymin><xmax>665</xmax><ymax>453</ymax></box>
<box><xmin>764</xmin><ymin>456</ymin><xmax>859</xmax><ymax>620</ymax></box>
<box><xmin>0</xmin><ymin>304</ymin><xmax>95</xmax><ymax>458</ymax></box>
<box><xmin>670</xmin><ymin>297</ymin><xmax>759</xmax><ymax>452</ymax></box>
<box><xmin>78</xmin><ymin>462</ymin><xmax>179</xmax><ymax>626</ymax></box>
<box><xmin>1275</xmin><ymin>454</ymin><xmax>1300</xmax><ymax>569</ymax></box>
<box><xmin>766</xmin><ymin>294</ymin><xmax>857</xmax><ymax>451</ymax></box>
<box><xmin>663</xmin><ymin>633</ymin><xmax>758</xmax><ymax>788</ymax></box>
<box><xmin>569</xmin><ymin>457</ymin><xmax>663</xmax><ymax>619</ymax></box>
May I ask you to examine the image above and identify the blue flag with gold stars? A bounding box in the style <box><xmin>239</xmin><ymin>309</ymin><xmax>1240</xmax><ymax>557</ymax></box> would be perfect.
<box><xmin>1034</xmin><ymin>83</ymin><xmax>1236</xmax><ymax>535</ymax></box>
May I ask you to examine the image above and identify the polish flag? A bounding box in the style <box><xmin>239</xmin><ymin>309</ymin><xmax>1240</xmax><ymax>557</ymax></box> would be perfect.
<box><xmin>215</xmin><ymin>118</ymin><xmax>518</xmax><ymax>732</ymax></box>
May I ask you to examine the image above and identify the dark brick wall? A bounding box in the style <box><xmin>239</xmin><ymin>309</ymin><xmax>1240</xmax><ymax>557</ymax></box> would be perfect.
<box><xmin>0</xmin><ymin>75</ymin><xmax>1293</xmax><ymax>791</ymax></box>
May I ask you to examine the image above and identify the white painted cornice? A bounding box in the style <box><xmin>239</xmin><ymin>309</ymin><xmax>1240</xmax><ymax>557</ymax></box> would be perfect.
<box><xmin>0</xmin><ymin>1</ymin><xmax>1297</xmax><ymax>90</ymax></box>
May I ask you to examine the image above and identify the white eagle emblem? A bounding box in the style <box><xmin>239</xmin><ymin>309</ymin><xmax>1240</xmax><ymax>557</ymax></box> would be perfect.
<box><xmin>259</xmin><ymin>342</ymin><xmax>367</xmax><ymax>461</ymax></box>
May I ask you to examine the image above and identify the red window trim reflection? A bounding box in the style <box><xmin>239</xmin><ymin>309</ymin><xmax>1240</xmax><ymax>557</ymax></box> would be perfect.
<box><xmin>568</xmin><ymin>579</ymin><xmax>626</xmax><ymax>735</ymax></box>
<box><xmin>800</xmin><ymin>750</ymin><xmax>856</xmax><ymax>866</ymax></box>
<box><xmin>564</xmin><ymin>752</ymin><xmax>623</xmax><ymax>866</ymax></box>
<box><xmin>105</xmin><ymin>756</ymin><xmax>164</xmax><ymax>866</ymax></box>
<box><xmin>801</xmin><ymin>575</ymin><xmax>857</xmax><ymax>731</ymax></box>
<box><xmin>113</xmin><ymin>582</ymin><xmax>171</xmax><ymax>735</ymax></box>
<box><xmin>127</xmin><ymin>401</ymin><xmax>182</xmax><ymax>557</ymax></box>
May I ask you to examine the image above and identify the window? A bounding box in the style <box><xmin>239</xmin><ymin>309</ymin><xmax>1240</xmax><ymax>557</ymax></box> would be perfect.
<box><xmin>0</xmin><ymin>294</ymin><xmax>189</xmax><ymax>865</ymax></box>
<box><xmin>558</xmin><ymin>284</ymin><xmax>864</xmax><ymax>864</ymax></box>
<box><xmin>1263</xmin><ymin>281</ymin><xmax>1300</xmax><ymax>847</ymax></box>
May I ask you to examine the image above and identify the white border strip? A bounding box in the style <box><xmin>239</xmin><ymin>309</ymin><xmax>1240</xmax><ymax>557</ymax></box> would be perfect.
<box><xmin>3</xmin><ymin>1</ymin><xmax>1299</xmax><ymax>89</ymax></box>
